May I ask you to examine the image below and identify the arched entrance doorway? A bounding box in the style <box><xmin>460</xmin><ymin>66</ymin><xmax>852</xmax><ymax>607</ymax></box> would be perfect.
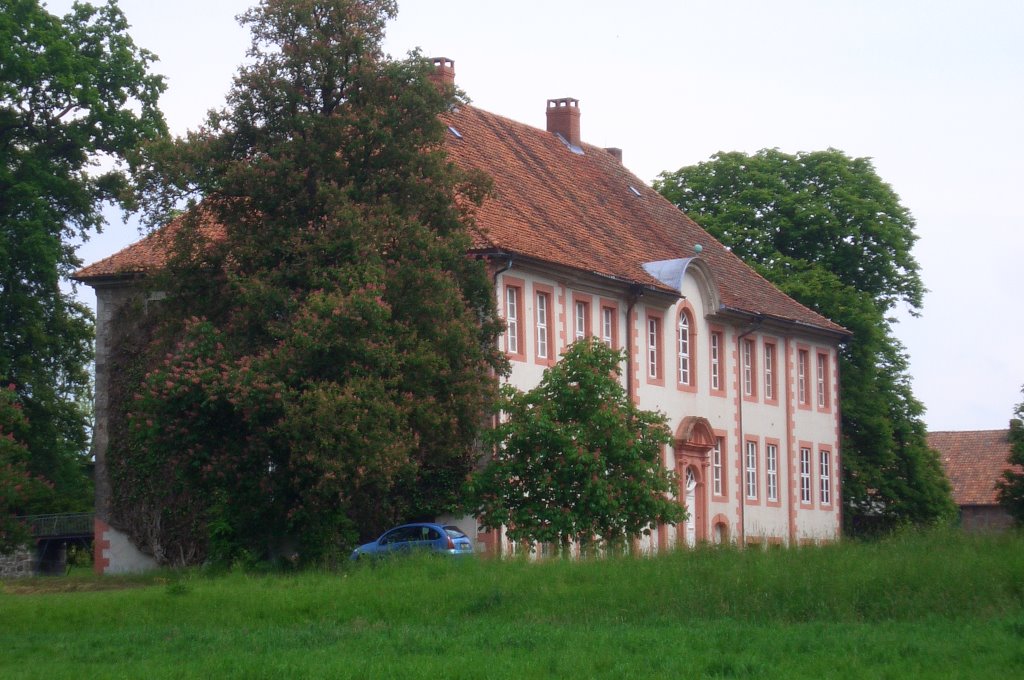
<box><xmin>674</xmin><ymin>416</ymin><xmax>716</xmax><ymax>545</ymax></box>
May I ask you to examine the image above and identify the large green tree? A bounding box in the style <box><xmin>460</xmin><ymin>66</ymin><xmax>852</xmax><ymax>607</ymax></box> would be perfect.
<box><xmin>0</xmin><ymin>0</ymin><xmax>166</xmax><ymax>511</ymax></box>
<box><xmin>472</xmin><ymin>339</ymin><xmax>685</xmax><ymax>555</ymax></box>
<box><xmin>1</xmin><ymin>384</ymin><xmax>53</xmax><ymax>551</ymax></box>
<box><xmin>118</xmin><ymin>0</ymin><xmax>506</xmax><ymax>566</ymax></box>
<box><xmin>655</xmin><ymin>148</ymin><xmax>955</xmax><ymax>535</ymax></box>
<box><xmin>995</xmin><ymin>390</ymin><xmax>1024</xmax><ymax>525</ymax></box>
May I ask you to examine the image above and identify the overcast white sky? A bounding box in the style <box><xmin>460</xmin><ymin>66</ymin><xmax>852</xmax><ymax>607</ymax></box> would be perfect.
<box><xmin>56</xmin><ymin>0</ymin><xmax>1024</xmax><ymax>431</ymax></box>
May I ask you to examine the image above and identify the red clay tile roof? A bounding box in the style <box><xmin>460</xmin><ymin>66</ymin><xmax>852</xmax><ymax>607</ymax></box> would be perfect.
<box><xmin>929</xmin><ymin>429</ymin><xmax>1022</xmax><ymax>506</ymax></box>
<box><xmin>73</xmin><ymin>207</ymin><xmax>224</xmax><ymax>281</ymax></box>
<box><xmin>442</xmin><ymin>105</ymin><xmax>845</xmax><ymax>334</ymax></box>
<box><xmin>74</xmin><ymin>102</ymin><xmax>846</xmax><ymax>335</ymax></box>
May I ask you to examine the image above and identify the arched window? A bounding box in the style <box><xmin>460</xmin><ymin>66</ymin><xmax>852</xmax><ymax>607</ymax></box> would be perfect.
<box><xmin>677</xmin><ymin>310</ymin><xmax>694</xmax><ymax>386</ymax></box>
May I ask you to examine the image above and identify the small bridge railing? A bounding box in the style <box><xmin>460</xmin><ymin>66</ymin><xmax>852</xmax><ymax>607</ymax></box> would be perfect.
<box><xmin>18</xmin><ymin>513</ymin><xmax>94</xmax><ymax>539</ymax></box>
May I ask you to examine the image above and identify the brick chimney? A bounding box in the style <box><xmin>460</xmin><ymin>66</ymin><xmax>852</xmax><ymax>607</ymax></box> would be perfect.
<box><xmin>546</xmin><ymin>98</ymin><xmax>581</xmax><ymax>147</ymax></box>
<box><xmin>429</xmin><ymin>57</ymin><xmax>455</xmax><ymax>91</ymax></box>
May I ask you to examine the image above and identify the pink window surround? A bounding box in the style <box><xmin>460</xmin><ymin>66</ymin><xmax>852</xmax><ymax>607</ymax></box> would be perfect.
<box><xmin>645</xmin><ymin>310</ymin><xmax>665</xmax><ymax>386</ymax></box>
<box><xmin>502</xmin><ymin>276</ymin><xmax>526</xmax><ymax>362</ymax></box>
<box><xmin>763</xmin><ymin>340</ymin><xmax>779</xmax><ymax>406</ymax></box>
<box><xmin>533</xmin><ymin>283</ymin><xmax>556</xmax><ymax>366</ymax></box>
<box><xmin>711</xmin><ymin>432</ymin><xmax>728</xmax><ymax>501</ymax></box>
<box><xmin>818</xmin><ymin>447</ymin><xmax>833</xmax><ymax>508</ymax></box>
<box><xmin>600</xmin><ymin>299</ymin><xmax>619</xmax><ymax>350</ymax></box>
<box><xmin>676</xmin><ymin>303</ymin><xmax>697</xmax><ymax>393</ymax></box>
<box><xmin>744</xmin><ymin>437</ymin><xmax>759</xmax><ymax>505</ymax></box>
<box><xmin>765</xmin><ymin>438</ymin><xmax>782</xmax><ymax>507</ymax></box>
<box><xmin>816</xmin><ymin>350</ymin><xmax>832</xmax><ymax>413</ymax></box>
<box><xmin>709</xmin><ymin>326</ymin><xmax>726</xmax><ymax>398</ymax></box>
<box><xmin>742</xmin><ymin>338</ymin><xmax>758</xmax><ymax>402</ymax></box>
<box><xmin>796</xmin><ymin>345</ymin><xmax>811</xmax><ymax>410</ymax></box>
<box><xmin>572</xmin><ymin>293</ymin><xmax>593</xmax><ymax>342</ymax></box>
<box><xmin>799</xmin><ymin>441</ymin><xmax>814</xmax><ymax>507</ymax></box>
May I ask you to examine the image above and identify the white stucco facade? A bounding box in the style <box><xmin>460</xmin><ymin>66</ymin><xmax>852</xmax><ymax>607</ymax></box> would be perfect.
<box><xmin>487</xmin><ymin>258</ymin><xmax>843</xmax><ymax>555</ymax></box>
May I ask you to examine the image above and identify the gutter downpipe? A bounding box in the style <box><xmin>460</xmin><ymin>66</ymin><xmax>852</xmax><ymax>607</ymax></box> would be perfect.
<box><xmin>489</xmin><ymin>255</ymin><xmax>513</xmax><ymax>557</ymax></box>
<box><xmin>736</xmin><ymin>315</ymin><xmax>765</xmax><ymax>548</ymax></box>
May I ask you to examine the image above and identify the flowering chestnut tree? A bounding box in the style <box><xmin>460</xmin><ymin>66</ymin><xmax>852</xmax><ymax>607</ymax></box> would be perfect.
<box><xmin>471</xmin><ymin>338</ymin><xmax>685</xmax><ymax>556</ymax></box>
<box><xmin>116</xmin><ymin>0</ymin><xmax>506</xmax><ymax>565</ymax></box>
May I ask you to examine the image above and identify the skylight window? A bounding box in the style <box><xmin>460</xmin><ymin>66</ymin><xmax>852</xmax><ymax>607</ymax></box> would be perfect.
<box><xmin>628</xmin><ymin>185</ymin><xmax>642</xmax><ymax>197</ymax></box>
<box><xmin>448</xmin><ymin>125</ymin><xmax>463</xmax><ymax>139</ymax></box>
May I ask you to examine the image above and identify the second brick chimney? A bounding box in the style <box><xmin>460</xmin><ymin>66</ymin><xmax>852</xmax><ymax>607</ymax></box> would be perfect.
<box><xmin>429</xmin><ymin>57</ymin><xmax>455</xmax><ymax>91</ymax></box>
<box><xmin>546</xmin><ymin>98</ymin><xmax>581</xmax><ymax>147</ymax></box>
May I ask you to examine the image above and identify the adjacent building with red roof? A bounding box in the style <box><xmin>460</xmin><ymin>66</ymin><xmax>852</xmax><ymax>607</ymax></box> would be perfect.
<box><xmin>929</xmin><ymin>424</ymin><xmax>1022</xmax><ymax>531</ymax></box>
<box><xmin>77</xmin><ymin>59</ymin><xmax>849</xmax><ymax>571</ymax></box>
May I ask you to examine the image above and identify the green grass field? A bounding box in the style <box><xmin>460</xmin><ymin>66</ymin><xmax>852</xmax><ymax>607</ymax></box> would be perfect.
<box><xmin>2</xmin><ymin>529</ymin><xmax>1023</xmax><ymax>679</ymax></box>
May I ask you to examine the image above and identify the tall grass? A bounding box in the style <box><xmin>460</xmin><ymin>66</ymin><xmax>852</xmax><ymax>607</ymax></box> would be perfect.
<box><xmin>2</xmin><ymin>529</ymin><xmax>1023</xmax><ymax>679</ymax></box>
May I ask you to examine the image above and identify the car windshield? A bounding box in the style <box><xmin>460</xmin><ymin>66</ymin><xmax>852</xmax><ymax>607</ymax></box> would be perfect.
<box><xmin>443</xmin><ymin>526</ymin><xmax>468</xmax><ymax>539</ymax></box>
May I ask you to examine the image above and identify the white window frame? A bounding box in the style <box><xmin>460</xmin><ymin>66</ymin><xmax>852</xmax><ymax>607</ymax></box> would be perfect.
<box><xmin>819</xmin><ymin>450</ymin><xmax>831</xmax><ymax>505</ymax></box>
<box><xmin>710</xmin><ymin>332</ymin><xmax>721</xmax><ymax>391</ymax></box>
<box><xmin>742</xmin><ymin>339</ymin><xmax>754</xmax><ymax>396</ymax></box>
<box><xmin>766</xmin><ymin>443</ymin><xmax>778</xmax><ymax>502</ymax></box>
<box><xmin>764</xmin><ymin>343</ymin><xmax>775</xmax><ymax>401</ymax></box>
<box><xmin>574</xmin><ymin>300</ymin><xmax>587</xmax><ymax>341</ymax></box>
<box><xmin>677</xmin><ymin>313</ymin><xmax>690</xmax><ymax>385</ymax></box>
<box><xmin>647</xmin><ymin>317</ymin><xmax>660</xmax><ymax>380</ymax></box>
<box><xmin>712</xmin><ymin>438</ymin><xmax>723</xmax><ymax>496</ymax></box>
<box><xmin>536</xmin><ymin>292</ymin><xmax>549</xmax><ymax>360</ymax></box>
<box><xmin>745</xmin><ymin>440</ymin><xmax>758</xmax><ymax>500</ymax></box>
<box><xmin>798</xmin><ymin>350</ymin><xmax>809</xmax><ymax>405</ymax></box>
<box><xmin>601</xmin><ymin>307</ymin><xmax>614</xmax><ymax>347</ymax></box>
<box><xmin>816</xmin><ymin>352</ymin><xmax>827</xmax><ymax>408</ymax></box>
<box><xmin>800</xmin><ymin>447</ymin><xmax>812</xmax><ymax>504</ymax></box>
<box><xmin>505</xmin><ymin>286</ymin><xmax>519</xmax><ymax>355</ymax></box>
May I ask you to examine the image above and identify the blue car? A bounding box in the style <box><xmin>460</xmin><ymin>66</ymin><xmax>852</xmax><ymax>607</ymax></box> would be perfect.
<box><xmin>350</xmin><ymin>522</ymin><xmax>474</xmax><ymax>560</ymax></box>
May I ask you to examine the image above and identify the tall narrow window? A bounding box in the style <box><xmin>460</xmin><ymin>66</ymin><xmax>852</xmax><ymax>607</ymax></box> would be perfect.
<box><xmin>766</xmin><ymin>443</ymin><xmax>778</xmax><ymax>502</ymax></box>
<box><xmin>574</xmin><ymin>300</ymin><xmax>590</xmax><ymax>341</ymax></box>
<box><xmin>798</xmin><ymin>349</ymin><xmax>810</xmax><ymax>406</ymax></box>
<box><xmin>745</xmin><ymin>440</ymin><xmax>758</xmax><ymax>501</ymax></box>
<box><xmin>710</xmin><ymin>331</ymin><xmax>722</xmax><ymax>392</ymax></box>
<box><xmin>742</xmin><ymin>339</ymin><xmax>756</xmax><ymax>397</ymax></box>
<box><xmin>601</xmin><ymin>306</ymin><xmax>615</xmax><ymax>347</ymax></box>
<box><xmin>819</xmin><ymin>450</ymin><xmax>832</xmax><ymax>505</ymax></box>
<box><xmin>677</xmin><ymin>312</ymin><xmax>691</xmax><ymax>386</ymax></box>
<box><xmin>800</xmin><ymin>447</ymin><xmax>812</xmax><ymax>504</ymax></box>
<box><xmin>764</xmin><ymin>342</ymin><xmax>776</xmax><ymax>401</ymax></box>
<box><xmin>647</xmin><ymin>315</ymin><xmax>662</xmax><ymax>381</ymax></box>
<box><xmin>536</xmin><ymin>292</ymin><xmax>550</xmax><ymax>360</ymax></box>
<box><xmin>816</xmin><ymin>352</ymin><xmax>829</xmax><ymax>409</ymax></box>
<box><xmin>505</xmin><ymin>285</ymin><xmax>521</xmax><ymax>356</ymax></box>
<box><xmin>712</xmin><ymin>437</ymin><xmax>724</xmax><ymax>497</ymax></box>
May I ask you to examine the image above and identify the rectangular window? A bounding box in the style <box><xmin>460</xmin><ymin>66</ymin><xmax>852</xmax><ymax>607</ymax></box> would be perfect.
<box><xmin>742</xmin><ymin>339</ymin><xmax>756</xmax><ymax>397</ymax></box>
<box><xmin>800</xmin><ymin>447</ymin><xmax>812</xmax><ymax>504</ymax></box>
<box><xmin>819</xmin><ymin>450</ymin><xmax>832</xmax><ymax>505</ymax></box>
<box><xmin>506</xmin><ymin>287</ymin><xmax>519</xmax><ymax>354</ymax></box>
<box><xmin>647</xmin><ymin>315</ymin><xmax>662</xmax><ymax>382</ymax></box>
<box><xmin>798</xmin><ymin>349</ymin><xmax>810</xmax><ymax>406</ymax></box>
<box><xmin>677</xmin><ymin>313</ymin><xmax>691</xmax><ymax>386</ymax></box>
<box><xmin>601</xmin><ymin>306</ymin><xmax>615</xmax><ymax>347</ymax></box>
<box><xmin>764</xmin><ymin>342</ymin><xmax>776</xmax><ymax>402</ymax></box>
<box><xmin>710</xmin><ymin>331</ymin><xmax>722</xmax><ymax>392</ymax></box>
<box><xmin>574</xmin><ymin>299</ymin><xmax>590</xmax><ymax>341</ymax></box>
<box><xmin>504</xmin><ymin>283</ymin><xmax>524</xmax><ymax>359</ymax></box>
<box><xmin>816</xmin><ymin>352</ymin><xmax>829</xmax><ymax>409</ymax></box>
<box><xmin>712</xmin><ymin>437</ymin><xmax>724</xmax><ymax>497</ymax></box>
<box><xmin>745</xmin><ymin>440</ymin><xmax>758</xmax><ymax>501</ymax></box>
<box><xmin>536</xmin><ymin>291</ymin><xmax>550</xmax><ymax>360</ymax></box>
<box><xmin>766</xmin><ymin>443</ymin><xmax>778</xmax><ymax>502</ymax></box>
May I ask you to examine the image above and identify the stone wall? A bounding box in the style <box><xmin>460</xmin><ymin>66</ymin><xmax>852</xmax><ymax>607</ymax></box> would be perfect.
<box><xmin>0</xmin><ymin>546</ymin><xmax>35</xmax><ymax>579</ymax></box>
